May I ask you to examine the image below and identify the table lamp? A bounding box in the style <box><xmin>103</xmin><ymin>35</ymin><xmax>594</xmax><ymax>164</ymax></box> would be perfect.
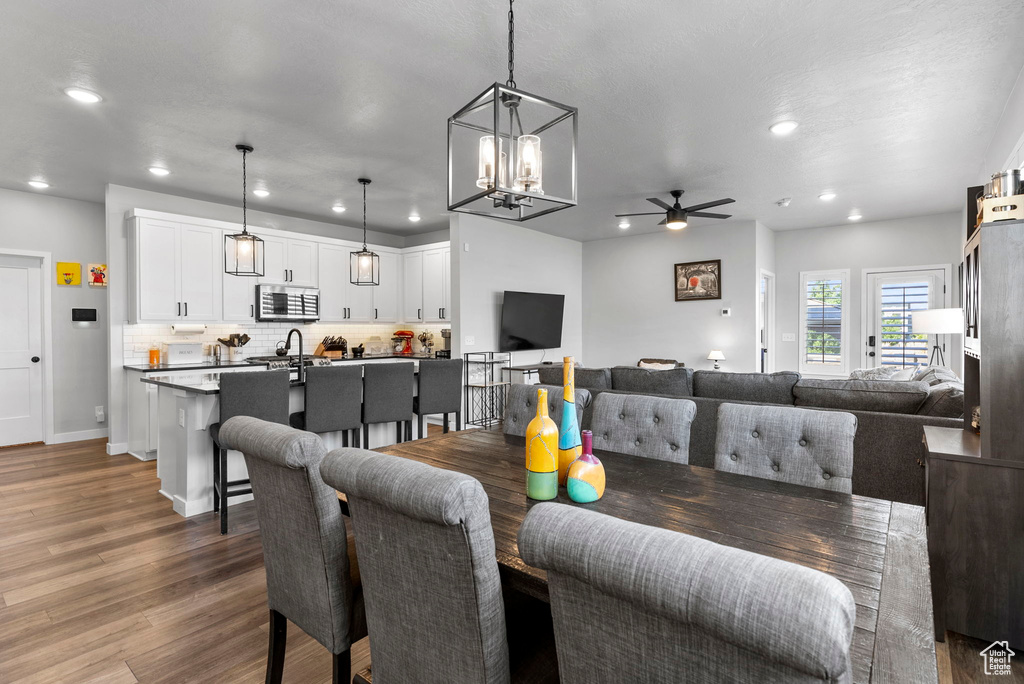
<box><xmin>911</xmin><ymin>308</ymin><xmax>963</xmax><ymax>367</ymax></box>
<box><xmin>707</xmin><ymin>349</ymin><xmax>725</xmax><ymax>370</ymax></box>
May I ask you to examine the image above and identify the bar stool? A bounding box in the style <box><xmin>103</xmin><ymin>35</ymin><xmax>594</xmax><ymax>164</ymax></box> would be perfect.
<box><xmin>210</xmin><ymin>370</ymin><xmax>290</xmax><ymax>534</ymax></box>
<box><xmin>290</xmin><ymin>365</ymin><xmax>362</xmax><ymax>447</ymax></box>
<box><xmin>413</xmin><ymin>358</ymin><xmax>463</xmax><ymax>438</ymax></box>
<box><xmin>361</xmin><ymin>362</ymin><xmax>415</xmax><ymax>448</ymax></box>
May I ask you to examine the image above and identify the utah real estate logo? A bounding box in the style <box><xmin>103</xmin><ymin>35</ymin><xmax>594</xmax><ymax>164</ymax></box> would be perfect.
<box><xmin>980</xmin><ymin>641</ymin><xmax>1015</xmax><ymax>676</ymax></box>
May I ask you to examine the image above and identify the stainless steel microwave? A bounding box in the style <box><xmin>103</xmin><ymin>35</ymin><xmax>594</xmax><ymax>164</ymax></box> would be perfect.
<box><xmin>256</xmin><ymin>284</ymin><xmax>320</xmax><ymax>322</ymax></box>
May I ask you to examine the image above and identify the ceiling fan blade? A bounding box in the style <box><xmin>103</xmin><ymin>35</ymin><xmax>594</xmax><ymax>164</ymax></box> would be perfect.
<box><xmin>646</xmin><ymin>197</ymin><xmax>674</xmax><ymax>211</ymax></box>
<box><xmin>687</xmin><ymin>211</ymin><xmax>732</xmax><ymax>219</ymax></box>
<box><xmin>614</xmin><ymin>212</ymin><xmax>665</xmax><ymax>217</ymax></box>
<box><xmin>658</xmin><ymin>218</ymin><xmax>668</xmax><ymax>225</ymax></box>
<box><xmin>682</xmin><ymin>198</ymin><xmax>735</xmax><ymax>213</ymax></box>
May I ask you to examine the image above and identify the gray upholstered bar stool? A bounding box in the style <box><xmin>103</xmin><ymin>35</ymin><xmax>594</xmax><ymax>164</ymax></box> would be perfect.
<box><xmin>413</xmin><ymin>358</ymin><xmax>463</xmax><ymax>438</ymax></box>
<box><xmin>589</xmin><ymin>393</ymin><xmax>696</xmax><ymax>464</ymax></box>
<box><xmin>210</xmin><ymin>370</ymin><xmax>290</xmax><ymax>534</ymax></box>
<box><xmin>361</xmin><ymin>361</ymin><xmax>415</xmax><ymax>447</ymax></box>
<box><xmin>290</xmin><ymin>365</ymin><xmax>362</xmax><ymax>447</ymax></box>
<box><xmin>519</xmin><ymin>503</ymin><xmax>857</xmax><ymax>683</ymax></box>
<box><xmin>714</xmin><ymin>403</ymin><xmax>857</xmax><ymax>493</ymax></box>
<box><xmin>218</xmin><ymin>417</ymin><xmax>366</xmax><ymax>684</ymax></box>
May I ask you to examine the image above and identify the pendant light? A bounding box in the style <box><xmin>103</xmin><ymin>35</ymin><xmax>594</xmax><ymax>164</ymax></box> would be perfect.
<box><xmin>447</xmin><ymin>0</ymin><xmax>577</xmax><ymax>222</ymax></box>
<box><xmin>350</xmin><ymin>178</ymin><xmax>380</xmax><ymax>286</ymax></box>
<box><xmin>224</xmin><ymin>144</ymin><xmax>265</xmax><ymax>277</ymax></box>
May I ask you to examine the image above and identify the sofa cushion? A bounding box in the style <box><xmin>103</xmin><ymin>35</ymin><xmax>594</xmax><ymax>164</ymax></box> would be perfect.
<box><xmin>916</xmin><ymin>381</ymin><xmax>964</xmax><ymax>418</ymax></box>
<box><xmin>536</xmin><ymin>366</ymin><xmax>612</xmax><ymax>390</ymax></box>
<box><xmin>610</xmin><ymin>366</ymin><xmax>693</xmax><ymax>397</ymax></box>
<box><xmin>693</xmin><ymin>371</ymin><xmax>800</xmax><ymax>405</ymax></box>
<box><xmin>794</xmin><ymin>379</ymin><xmax>929</xmax><ymax>414</ymax></box>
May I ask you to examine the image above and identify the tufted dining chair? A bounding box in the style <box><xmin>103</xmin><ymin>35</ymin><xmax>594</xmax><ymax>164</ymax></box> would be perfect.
<box><xmin>589</xmin><ymin>393</ymin><xmax>696</xmax><ymax>464</ymax></box>
<box><xmin>518</xmin><ymin>503</ymin><xmax>856</xmax><ymax>683</ymax></box>
<box><xmin>503</xmin><ymin>384</ymin><xmax>592</xmax><ymax>438</ymax></box>
<box><xmin>713</xmin><ymin>403</ymin><xmax>856</xmax><ymax>493</ymax></box>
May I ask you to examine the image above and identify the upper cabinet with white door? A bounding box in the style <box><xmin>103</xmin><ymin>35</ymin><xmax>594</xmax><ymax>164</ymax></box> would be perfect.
<box><xmin>402</xmin><ymin>243</ymin><xmax>451</xmax><ymax>323</ymax></box>
<box><xmin>129</xmin><ymin>216</ymin><xmax>222</xmax><ymax>323</ymax></box>
<box><xmin>260</xmin><ymin>235</ymin><xmax>317</xmax><ymax>286</ymax></box>
<box><xmin>318</xmin><ymin>243</ymin><xmax>400</xmax><ymax>323</ymax></box>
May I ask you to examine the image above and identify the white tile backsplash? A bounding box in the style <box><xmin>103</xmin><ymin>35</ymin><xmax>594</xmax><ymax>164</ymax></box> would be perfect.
<box><xmin>123</xmin><ymin>321</ymin><xmax>448</xmax><ymax>363</ymax></box>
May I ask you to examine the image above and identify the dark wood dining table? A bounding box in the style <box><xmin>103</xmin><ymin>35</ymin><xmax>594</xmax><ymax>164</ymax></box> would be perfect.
<box><xmin>378</xmin><ymin>428</ymin><xmax>938</xmax><ymax>684</ymax></box>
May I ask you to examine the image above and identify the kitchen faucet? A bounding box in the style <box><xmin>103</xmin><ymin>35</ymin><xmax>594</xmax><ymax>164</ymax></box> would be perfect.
<box><xmin>284</xmin><ymin>328</ymin><xmax>305</xmax><ymax>383</ymax></box>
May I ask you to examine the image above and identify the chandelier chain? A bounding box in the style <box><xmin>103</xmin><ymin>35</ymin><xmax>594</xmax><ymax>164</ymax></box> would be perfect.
<box><xmin>241</xmin><ymin>148</ymin><xmax>248</xmax><ymax>234</ymax></box>
<box><xmin>362</xmin><ymin>180</ymin><xmax>368</xmax><ymax>249</ymax></box>
<box><xmin>506</xmin><ymin>0</ymin><xmax>515</xmax><ymax>88</ymax></box>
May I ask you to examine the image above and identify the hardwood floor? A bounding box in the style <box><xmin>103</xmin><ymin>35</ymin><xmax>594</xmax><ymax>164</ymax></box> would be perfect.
<box><xmin>0</xmin><ymin>434</ymin><xmax>1018</xmax><ymax>683</ymax></box>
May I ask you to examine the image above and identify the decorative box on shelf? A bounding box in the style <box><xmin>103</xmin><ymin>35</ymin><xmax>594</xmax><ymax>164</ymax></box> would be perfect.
<box><xmin>979</xmin><ymin>193</ymin><xmax>1024</xmax><ymax>224</ymax></box>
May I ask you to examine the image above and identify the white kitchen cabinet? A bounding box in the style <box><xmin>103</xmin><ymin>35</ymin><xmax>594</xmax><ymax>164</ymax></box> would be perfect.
<box><xmin>319</xmin><ymin>244</ymin><xmax>398</xmax><ymax>323</ymax></box>
<box><xmin>222</xmin><ymin>267</ymin><xmax>257</xmax><ymax>322</ymax></box>
<box><xmin>317</xmin><ymin>244</ymin><xmax>349</xmax><ymax>321</ymax></box>
<box><xmin>403</xmin><ymin>252</ymin><xmax>424</xmax><ymax>322</ymax></box>
<box><xmin>442</xmin><ymin>248</ymin><xmax>451</xmax><ymax>322</ymax></box>
<box><xmin>422</xmin><ymin>246</ymin><xmax>451</xmax><ymax>322</ymax></box>
<box><xmin>373</xmin><ymin>252</ymin><xmax>399</xmax><ymax>322</ymax></box>
<box><xmin>260</xmin><ymin>235</ymin><xmax>317</xmax><ymax>286</ymax></box>
<box><xmin>131</xmin><ymin>218</ymin><xmax>222</xmax><ymax>323</ymax></box>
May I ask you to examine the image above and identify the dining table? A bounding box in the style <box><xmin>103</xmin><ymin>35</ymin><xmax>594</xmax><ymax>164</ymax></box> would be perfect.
<box><xmin>377</xmin><ymin>427</ymin><xmax>938</xmax><ymax>684</ymax></box>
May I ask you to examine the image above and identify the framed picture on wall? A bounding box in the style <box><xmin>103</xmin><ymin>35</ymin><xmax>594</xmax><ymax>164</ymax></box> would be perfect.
<box><xmin>675</xmin><ymin>259</ymin><xmax>721</xmax><ymax>301</ymax></box>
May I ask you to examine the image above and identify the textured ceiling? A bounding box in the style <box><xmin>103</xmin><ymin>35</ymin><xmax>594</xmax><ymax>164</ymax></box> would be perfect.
<box><xmin>1</xmin><ymin>0</ymin><xmax>1022</xmax><ymax>241</ymax></box>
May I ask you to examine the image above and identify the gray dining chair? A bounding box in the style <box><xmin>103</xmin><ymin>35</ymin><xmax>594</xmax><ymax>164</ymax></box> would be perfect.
<box><xmin>503</xmin><ymin>383</ymin><xmax>591</xmax><ymax>438</ymax></box>
<box><xmin>413</xmin><ymin>358</ymin><xmax>463</xmax><ymax>437</ymax></box>
<box><xmin>589</xmin><ymin>393</ymin><xmax>696</xmax><ymax>463</ymax></box>
<box><xmin>217</xmin><ymin>416</ymin><xmax>366</xmax><ymax>684</ymax></box>
<box><xmin>714</xmin><ymin>403</ymin><xmax>856</xmax><ymax>493</ymax></box>
<box><xmin>210</xmin><ymin>369</ymin><xmax>290</xmax><ymax>534</ymax></box>
<box><xmin>518</xmin><ymin>503</ymin><xmax>857</xmax><ymax>684</ymax></box>
<box><xmin>290</xmin><ymin>364</ymin><xmax>363</xmax><ymax>447</ymax></box>
<box><xmin>320</xmin><ymin>448</ymin><xmax>555</xmax><ymax>684</ymax></box>
<box><xmin>362</xmin><ymin>361</ymin><xmax>415</xmax><ymax>447</ymax></box>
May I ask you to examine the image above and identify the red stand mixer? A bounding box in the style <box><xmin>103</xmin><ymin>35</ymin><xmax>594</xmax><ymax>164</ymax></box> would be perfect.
<box><xmin>392</xmin><ymin>330</ymin><xmax>415</xmax><ymax>355</ymax></box>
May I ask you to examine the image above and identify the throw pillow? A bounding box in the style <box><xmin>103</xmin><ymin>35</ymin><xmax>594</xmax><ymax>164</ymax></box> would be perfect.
<box><xmin>889</xmin><ymin>367</ymin><xmax>918</xmax><ymax>381</ymax></box>
<box><xmin>638</xmin><ymin>361</ymin><xmax>677</xmax><ymax>370</ymax></box>
<box><xmin>917</xmin><ymin>381</ymin><xmax>965</xmax><ymax>418</ymax></box>
<box><xmin>914</xmin><ymin>366</ymin><xmax>960</xmax><ymax>386</ymax></box>
<box><xmin>849</xmin><ymin>367</ymin><xmax>899</xmax><ymax>381</ymax></box>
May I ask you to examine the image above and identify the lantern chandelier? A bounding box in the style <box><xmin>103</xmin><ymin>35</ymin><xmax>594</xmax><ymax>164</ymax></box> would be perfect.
<box><xmin>350</xmin><ymin>178</ymin><xmax>380</xmax><ymax>286</ymax></box>
<box><xmin>447</xmin><ymin>0</ymin><xmax>578</xmax><ymax>222</ymax></box>
<box><xmin>224</xmin><ymin>144</ymin><xmax>265</xmax><ymax>277</ymax></box>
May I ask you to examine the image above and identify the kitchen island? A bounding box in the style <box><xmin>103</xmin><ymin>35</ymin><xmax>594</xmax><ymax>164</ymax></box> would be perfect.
<box><xmin>136</xmin><ymin>356</ymin><xmax>432</xmax><ymax>518</ymax></box>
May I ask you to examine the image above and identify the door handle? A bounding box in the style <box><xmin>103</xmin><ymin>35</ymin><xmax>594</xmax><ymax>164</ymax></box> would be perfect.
<box><xmin>868</xmin><ymin>351</ymin><xmax>876</xmax><ymax>357</ymax></box>
<box><xmin>417</xmin><ymin>308</ymin><xmax>421</xmax><ymax>319</ymax></box>
<box><xmin>184</xmin><ymin>302</ymin><xmax>188</xmax><ymax>317</ymax></box>
<box><xmin>31</xmin><ymin>356</ymin><xmax>40</xmax><ymax>363</ymax></box>
<box><xmin>250</xmin><ymin>304</ymin><xmax>254</xmax><ymax>317</ymax></box>
<box><xmin>177</xmin><ymin>302</ymin><xmax>181</xmax><ymax>316</ymax></box>
<box><xmin>374</xmin><ymin>308</ymin><xmax>378</xmax><ymax>320</ymax></box>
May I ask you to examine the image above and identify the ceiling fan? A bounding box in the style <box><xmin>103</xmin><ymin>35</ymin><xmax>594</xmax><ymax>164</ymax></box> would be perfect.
<box><xmin>616</xmin><ymin>190</ymin><xmax>735</xmax><ymax>230</ymax></box>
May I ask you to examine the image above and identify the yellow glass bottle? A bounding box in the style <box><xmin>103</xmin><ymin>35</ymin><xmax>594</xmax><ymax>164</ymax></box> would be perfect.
<box><xmin>525</xmin><ymin>387</ymin><xmax>558</xmax><ymax>500</ymax></box>
<box><xmin>557</xmin><ymin>357</ymin><xmax>582</xmax><ymax>485</ymax></box>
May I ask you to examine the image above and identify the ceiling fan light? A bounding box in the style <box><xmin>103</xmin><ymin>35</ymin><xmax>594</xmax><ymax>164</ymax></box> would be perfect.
<box><xmin>667</xmin><ymin>220</ymin><xmax>687</xmax><ymax>230</ymax></box>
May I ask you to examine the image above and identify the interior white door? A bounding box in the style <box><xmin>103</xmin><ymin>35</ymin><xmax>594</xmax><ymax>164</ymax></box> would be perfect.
<box><xmin>865</xmin><ymin>268</ymin><xmax>946</xmax><ymax>369</ymax></box>
<box><xmin>402</xmin><ymin>252</ymin><xmax>424</xmax><ymax>322</ymax></box>
<box><xmin>373</xmin><ymin>252</ymin><xmax>399</xmax><ymax>322</ymax></box>
<box><xmin>0</xmin><ymin>255</ymin><xmax>44</xmax><ymax>445</ymax></box>
<box><xmin>178</xmin><ymin>224</ymin><xmax>222</xmax><ymax>320</ymax></box>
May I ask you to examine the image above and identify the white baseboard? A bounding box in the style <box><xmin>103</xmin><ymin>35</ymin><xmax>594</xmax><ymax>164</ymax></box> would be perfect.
<box><xmin>128</xmin><ymin>450</ymin><xmax>157</xmax><ymax>462</ymax></box>
<box><xmin>49</xmin><ymin>428</ymin><xmax>109</xmax><ymax>445</ymax></box>
<box><xmin>107</xmin><ymin>441</ymin><xmax>128</xmax><ymax>455</ymax></box>
<box><xmin>173</xmin><ymin>492</ymin><xmax>252</xmax><ymax>518</ymax></box>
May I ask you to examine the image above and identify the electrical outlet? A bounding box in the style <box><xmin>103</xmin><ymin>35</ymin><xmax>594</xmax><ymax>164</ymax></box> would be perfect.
<box><xmin>177</xmin><ymin>409</ymin><xmax>186</xmax><ymax>428</ymax></box>
<box><xmin>463</xmin><ymin>242</ymin><xmax>470</xmax><ymax>252</ymax></box>
<box><xmin>465</xmin><ymin>335</ymin><xmax>475</xmax><ymax>346</ymax></box>
<box><xmin>782</xmin><ymin>333</ymin><xmax>797</xmax><ymax>342</ymax></box>
<box><xmin>94</xmin><ymin>406</ymin><xmax>105</xmax><ymax>423</ymax></box>
<box><xmin>134</xmin><ymin>343</ymin><xmax>148</xmax><ymax>352</ymax></box>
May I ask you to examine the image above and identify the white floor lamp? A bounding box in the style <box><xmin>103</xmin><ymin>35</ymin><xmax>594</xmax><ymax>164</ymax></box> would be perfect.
<box><xmin>911</xmin><ymin>308</ymin><xmax>963</xmax><ymax>367</ymax></box>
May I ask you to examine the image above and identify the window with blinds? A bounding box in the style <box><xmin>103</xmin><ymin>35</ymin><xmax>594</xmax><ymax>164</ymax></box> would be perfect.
<box><xmin>800</xmin><ymin>270</ymin><xmax>850</xmax><ymax>374</ymax></box>
<box><xmin>878</xmin><ymin>281</ymin><xmax>930</xmax><ymax>368</ymax></box>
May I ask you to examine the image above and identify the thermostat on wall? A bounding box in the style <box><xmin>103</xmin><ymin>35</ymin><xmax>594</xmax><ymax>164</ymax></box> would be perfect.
<box><xmin>72</xmin><ymin>308</ymin><xmax>97</xmax><ymax>322</ymax></box>
<box><xmin>721</xmin><ymin>308</ymin><xmax>732</xmax><ymax>317</ymax></box>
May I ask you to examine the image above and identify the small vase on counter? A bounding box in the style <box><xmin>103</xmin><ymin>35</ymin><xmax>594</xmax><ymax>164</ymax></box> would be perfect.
<box><xmin>525</xmin><ymin>387</ymin><xmax>558</xmax><ymax>501</ymax></box>
<box><xmin>567</xmin><ymin>430</ymin><xmax>605</xmax><ymax>503</ymax></box>
<box><xmin>557</xmin><ymin>356</ymin><xmax>582</xmax><ymax>485</ymax></box>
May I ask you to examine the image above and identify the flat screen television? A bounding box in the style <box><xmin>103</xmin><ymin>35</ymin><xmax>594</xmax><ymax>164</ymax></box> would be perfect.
<box><xmin>499</xmin><ymin>290</ymin><xmax>565</xmax><ymax>352</ymax></box>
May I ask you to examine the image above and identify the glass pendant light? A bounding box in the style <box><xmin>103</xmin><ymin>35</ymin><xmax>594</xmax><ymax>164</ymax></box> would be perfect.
<box><xmin>224</xmin><ymin>144</ymin><xmax>265</xmax><ymax>277</ymax></box>
<box><xmin>350</xmin><ymin>178</ymin><xmax>380</xmax><ymax>286</ymax></box>
<box><xmin>447</xmin><ymin>0</ymin><xmax>577</xmax><ymax>221</ymax></box>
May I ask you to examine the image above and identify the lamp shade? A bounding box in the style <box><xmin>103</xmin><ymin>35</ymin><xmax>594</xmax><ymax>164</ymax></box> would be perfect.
<box><xmin>912</xmin><ymin>308</ymin><xmax>963</xmax><ymax>335</ymax></box>
<box><xmin>707</xmin><ymin>349</ymin><xmax>726</xmax><ymax>361</ymax></box>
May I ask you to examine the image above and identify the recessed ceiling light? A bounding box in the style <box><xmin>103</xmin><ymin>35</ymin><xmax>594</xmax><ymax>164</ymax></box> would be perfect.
<box><xmin>776</xmin><ymin>197</ymin><xmax>792</xmax><ymax>207</ymax></box>
<box><xmin>148</xmin><ymin>167</ymin><xmax>170</xmax><ymax>176</ymax></box>
<box><xmin>408</xmin><ymin>215</ymin><xmax>421</xmax><ymax>222</ymax></box>
<box><xmin>332</xmin><ymin>205</ymin><xmax>346</xmax><ymax>213</ymax></box>
<box><xmin>848</xmin><ymin>213</ymin><xmax>862</xmax><ymax>221</ymax></box>
<box><xmin>818</xmin><ymin>192</ymin><xmax>837</xmax><ymax>201</ymax></box>
<box><xmin>28</xmin><ymin>180</ymin><xmax>50</xmax><ymax>189</ymax></box>
<box><xmin>252</xmin><ymin>189</ymin><xmax>269</xmax><ymax>198</ymax></box>
<box><xmin>618</xmin><ymin>220</ymin><xmax>630</xmax><ymax>229</ymax></box>
<box><xmin>63</xmin><ymin>87</ymin><xmax>102</xmax><ymax>104</ymax></box>
<box><xmin>769</xmin><ymin>120</ymin><xmax>798</xmax><ymax>136</ymax></box>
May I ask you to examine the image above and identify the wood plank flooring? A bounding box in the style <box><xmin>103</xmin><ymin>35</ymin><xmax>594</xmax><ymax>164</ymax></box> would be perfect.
<box><xmin>0</xmin><ymin>435</ymin><xmax>1018</xmax><ymax>683</ymax></box>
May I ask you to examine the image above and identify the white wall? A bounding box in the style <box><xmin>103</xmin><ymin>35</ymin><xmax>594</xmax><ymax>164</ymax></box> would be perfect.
<box><xmin>582</xmin><ymin>221</ymin><xmax>760</xmax><ymax>371</ymax></box>
<box><xmin>979</xmin><ymin>64</ymin><xmax>1024</xmax><ymax>177</ymax></box>
<box><xmin>773</xmin><ymin>212</ymin><xmax>963</xmax><ymax>375</ymax></box>
<box><xmin>0</xmin><ymin>187</ymin><xmax>108</xmax><ymax>439</ymax></box>
<box><xmin>450</xmin><ymin>214</ymin><xmax>583</xmax><ymax>366</ymax></box>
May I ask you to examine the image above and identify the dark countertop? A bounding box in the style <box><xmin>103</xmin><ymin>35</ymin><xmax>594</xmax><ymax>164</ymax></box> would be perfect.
<box><xmin>125</xmin><ymin>353</ymin><xmax>435</xmax><ymax>373</ymax></box>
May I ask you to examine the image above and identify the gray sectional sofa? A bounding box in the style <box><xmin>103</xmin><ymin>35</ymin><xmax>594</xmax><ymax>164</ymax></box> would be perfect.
<box><xmin>535</xmin><ymin>365</ymin><xmax>963</xmax><ymax>506</ymax></box>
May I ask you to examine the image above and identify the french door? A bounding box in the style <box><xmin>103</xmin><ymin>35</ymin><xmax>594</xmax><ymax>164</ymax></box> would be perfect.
<box><xmin>0</xmin><ymin>254</ymin><xmax>44</xmax><ymax>445</ymax></box>
<box><xmin>864</xmin><ymin>267</ymin><xmax>948</xmax><ymax>369</ymax></box>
